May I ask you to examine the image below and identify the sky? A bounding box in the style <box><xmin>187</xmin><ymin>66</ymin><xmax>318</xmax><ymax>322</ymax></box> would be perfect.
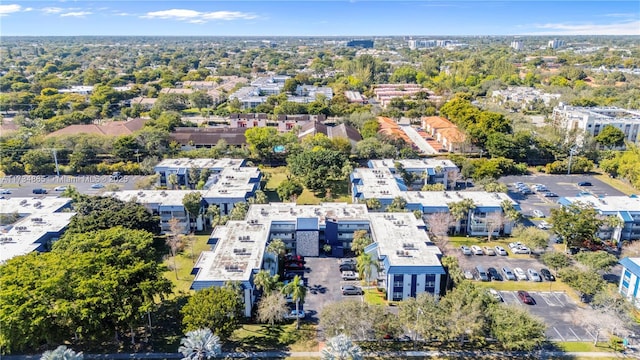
<box><xmin>0</xmin><ymin>1</ymin><xmax>639</xmax><ymax>36</ymax></box>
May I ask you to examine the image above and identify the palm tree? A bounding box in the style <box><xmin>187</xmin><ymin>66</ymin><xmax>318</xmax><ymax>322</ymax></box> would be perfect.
<box><xmin>321</xmin><ymin>334</ymin><xmax>363</xmax><ymax>360</ymax></box>
<box><xmin>254</xmin><ymin>270</ymin><xmax>280</xmax><ymax>293</ymax></box>
<box><xmin>266</xmin><ymin>238</ymin><xmax>286</xmax><ymax>274</ymax></box>
<box><xmin>281</xmin><ymin>275</ymin><xmax>307</xmax><ymax>329</ymax></box>
<box><xmin>448</xmin><ymin>198</ymin><xmax>476</xmax><ymax>234</ymax></box>
<box><xmin>178</xmin><ymin>328</ymin><xmax>222</xmax><ymax>360</ymax></box>
<box><xmin>40</xmin><ymin>345</ymin><xmax>83</xmax><ymax>360</ymax></box>
<box><xmin>357</xmin><ymin>252</ymin><xmax>379</xmax><ymax>286</ymax></box>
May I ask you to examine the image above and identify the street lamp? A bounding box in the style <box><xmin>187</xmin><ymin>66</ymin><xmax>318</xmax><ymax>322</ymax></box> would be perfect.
<box><xmin>567</xmin><ymin>146</ymin><xmax>578</xmax><ymax>175</ymax></box>
<box><xmin>414</xmin><ymin>308</ymin><xmax>424</xmax><ymax>345</ymax></box>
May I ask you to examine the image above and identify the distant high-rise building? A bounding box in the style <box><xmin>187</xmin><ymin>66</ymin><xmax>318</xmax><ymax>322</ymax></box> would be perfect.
<box><xmin>548</xmin><ymin>39</ymin><xmax>565</xmax><ymax>49</ymax></box>
<box><xmin>346</xmin><ymin>39</ymin><xmax>374</xmax><ymax>48</ymax></box>
<box><xmin>510</xmin><ymin>39</ymin><xmax>524</xmax><ymax>51</ymax></box>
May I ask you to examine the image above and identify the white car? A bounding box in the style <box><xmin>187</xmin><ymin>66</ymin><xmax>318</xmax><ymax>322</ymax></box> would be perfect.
<box><xmin>482</xmin><ymin>246</ymin><xmax>496</xmax><ymax>256</ymax></box>
<box><xmin>460</xmin><ymin>245</ymin><xmax>472</xmax><ymax>256</ymax></box>
<box><xmin>470</xmin><ymin>245</ymin><xmax>484</xmax><ymax>255</ymax></box>
<box><xmin>514</xmin><ymin>267</ymin><xmax>528</xmax><ymax>281</ymax></box>
<box><xmin>488</xmin><ymin>288</ymin><xmax>503</xmax><ymax>302</ymax></box>
<box><xmin>494</xmin><ymin>246</ymin><xmax>508</xmax><ymax>256</ymax></box>
<box><xmin>341</xmin><ymin>271</ymin><xmax>358</xmax><ymax>281</ymax></box>
<box><xmin>512</xmin><ymin>246</ymin><xmax>531</xmax><ymax>254</ymax></box>
<box><xmin>538</xmin><ymin>221</ymin><xmax>551</xmax><ymax>230</ymax></box>
<box><xmin>284</xmin><ymin>310</ymin><xmax>306</xmax><ymax>320</ymax></box>
<box><xmin>532</xmin><ymin>210</ymin><xmax>545</xmax><ymax>218</ymax></box>
<box><xmin>0</xmin><ymin>189</ymin><xmax>11</xmax><ymax>194</ymax></box>
<box><xmin>508</xmin><ymin>242</ymin><xmax>523</xmax><ymax>250</ymax></box>
<box><xmin>527</xmin><ymin>269</ymin><xmax>542</xmax><ymax>282</ymax></box>
<box><xmin>54</xmin><ymin>186</ymin><xmax>68</xmax><ymax>192</ymax></box>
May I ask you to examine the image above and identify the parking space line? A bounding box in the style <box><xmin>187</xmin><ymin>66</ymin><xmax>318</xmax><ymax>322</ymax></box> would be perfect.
<box><xmin>585</xmin><ymin>329</ymin><xmax>596</xmax><ymax>342</ymax></box>
<box><xmin>569</xmin><ymin>327</ymin><xmax>581</xmax><ymax>341</ymax></box>
<box><xmin>553</xmin><ymin>327</ymin><xmax>565</xmax><ymax>341</ymax></box>
<box><xmin>552</xmin><ymin>292</ymin><xmax>566</xmax><ymax>305</ymax></box>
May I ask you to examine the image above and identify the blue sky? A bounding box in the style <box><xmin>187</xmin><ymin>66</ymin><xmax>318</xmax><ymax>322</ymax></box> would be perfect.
<box><xmin>1</xmin><ymin>1</ymin><xmax>639</xmax><ymax>36</ymax></box>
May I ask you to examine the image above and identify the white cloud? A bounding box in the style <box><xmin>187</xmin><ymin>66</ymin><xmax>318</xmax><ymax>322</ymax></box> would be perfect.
<box><xmin>42</xmin><ymin>7</ymin><xmax>64</xmax><ymax>14</ymax></box>
<box><xmin>114</xmin><ymin>12</ymin><xmax>131</xmax><ymax>16</ymax></box>
<box><xmin>24</xmin><ymin>7</ymin><xmax>33</xmax><ymax>12</ymax></box>
<box><xmin>531</xmin><ymin>20</ymin><xmax>640</xmax><ymax>35</ymax></box>
<box><xmin>0</xmin><ymin>4</ymin><xmax>21</xmax><ymax>16</ymax></box>
<box><xmin>60</xmin><ymin>11</ymin><xmax>92</xmax><ymax>17</ymax></box>
<box><xmin>142</xmin><ymin>8</ymin><xmax>257</xmax><ymax>23</ymax></box>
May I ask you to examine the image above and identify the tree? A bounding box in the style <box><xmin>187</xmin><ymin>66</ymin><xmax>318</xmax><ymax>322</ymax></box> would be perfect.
<box><xmin>189</xmin><ymin>91</ymin><xmax>213</xmax><ymax>111</ymax></box>
<box><xmin>321</xmin><ymin>334</ymin><xmax>363</xmax><ymax>360</ymax></box>
<box><xmin>550</xmin><ymin>203</ymin><xmax>603</xmax><ymax>250</ymax></box>
<box><xmin>484</xmin><ymin>212</ymin><xmax>505</xmax><ymax>242</ymax></box>
<box><xmin>254</xmin><ymin>270</ymin><xmax>280</xmax><ymax>293</ymax></box>
<box><xmin>483</xmin><ymin>182</ymin><xmax>508</xmax><ymax>193</ymax></box>
<box><xmin>229</xmin><ymin>202</ymin><xmax>248</xmax><ymax>221</ymax></box>
<box><xmin>575</xmin><ymin>251</ymin><xmax>618</xmax><ymax>273</ymax></box>
<box><xmin>183</xmin><ymin>192</ymin><xmax>203</xmax><ymax>232</ymax></box>
<box><xmin>386</xmin><ymin>196</ymin><xmax>407</xmax><ymax>212</ymax></box>
<box><xmin>281</xmin><ymin>275</ymin><xmax>306</xmax><ymax>329</ymax></box>
<box><xmin>448</xmin><ymin>199</ymin><xmax>476</xmax><ymax>234</ymax></box>
<box><xmin>437</xmin><ymin>282</ymin><xmax>486</xmax><ymax>345</ymax></box>
<box><xmin>178</xmin><ymin>328</ymin><xmax>222</xmax><ymax>360</ymax></box>
<box><xmin>257</xmin><ymin>291</ymin><xmax>289</xmax><ymax>327</ymax></box>
<box><xmin>557</xmin><ymin>268</ymin><xmax>605</xmax><ymax>300</ymax></box>
<box><xmin>399</xmin><ymin>292</ymin><xmax>443</xmax><ymax>342</ymax></box>
<box><xmin>595</xmin><ymin>125</ymin><xmax>626</xmax><ymax>149</ymax></box>
<box><xmin>181</xmin><ymin>287</ymin><xmax>243</xmax><ymax>341</ymax></box>
<box><xmin>500</xmin><ymin>199</ymin><xmax>522</xmax><ymax>223</ymax></box>
<box><xmin>167</xmin><ymin>217</ymin><xmax>183</xmax><ymax>279</ymax></box>
<box><xmin>66</xmin><ymin>195</ymin><xmax>160</xmax><ymax>234</ymax></box>
<box><xmin>511</xmin><ymin>225</ymin><xmax>549</xmax><ymax>251</ymax></box>
<box><xmin>356</xmin><ymin>252</ymin><xmax>378</xmax><ymax>286</ymax></box>
<box><xmin>287</xmin><ymin>148</ymin><xmax>347</xmax><ymax>193</ymax></box>
<box><xmin>168</xmin><ymin>173</ymin><xmax>179</xmax><ymax>189</ymax></box>
<box><xmin>41</xmin><ymin>345</ymin><xmax>84</xmax><ymax>360</ymax></box>
<box><xmin>350</xmin><ymin>230</ymin><xmax>372</xmax><ymax>255</ymax></box>
<box><xmin>426</xmin><ymin>212</ymin><xmax>454</xmax><ymax>253</ymax></box>
<box><xmin>540</xmin><ymin>252</ymin><xmax>572</xmax><ymax>273</ymax></box>
<box><xmin>489</xmin><ymin>305</ymin><xmax>546</xmax><ymax>350</ymax></box>
<box><xmin>320</xmin><ymin>300</ymin><xmax>385</xmax><ymax>341</ymax></box>
<box><xmin>421</xmin><ymin>183</ymin><xmax>446</xmax><ymax>191</ymax></box>
<box><xmin>277</xmin><ymin>179</ymin><xmax>303</xmax><ymax>202</ymax></box>
<box><xmin>365</xmin><ymin>198</ymin><xmax>381</xmax><ymax>211</ymax></box>
<box><xmin>249</xmin><ymin>190</ymin><xmax>269</xmax><ymax>204</ymax></box>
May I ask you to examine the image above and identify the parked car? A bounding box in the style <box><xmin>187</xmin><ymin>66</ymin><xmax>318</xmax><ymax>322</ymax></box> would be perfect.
<box><xmin>460</xmin><ymin>245</ymin><xmax>472</xmax><ymax>256</ymax></box>
<box><xmin>494</xmin><ymin>246</ymin><xmax>508</xmax><ymax>256</ymax></box>
<box><xmin>339</xmin><ymin>263</ymin><xmax>356</xmax><ymax>272</ymax></box>
<box><xmin>90</xmin><ymin>183</ymin><xmax>105</xmax><ymax>189</ymax></box>
<box><xmin>287</xmin><ymin>254</ymin><xmax>305</xmax><ymax>262</ymax></box>
<box><xmin>0</xmin><ymin>189</ymin><xmax>11</xmax><ymax>194</ymax></box>
<box><xmin>340</xmin><ymin>258</ymin><xmax>355</xmax><ymax>265</ymax></box>
<box><xmin>538</xmin><ymin>221</ymin><xmax>551</xmax><ymax>230</ymax></box>
<box><xmin>285</xmin><ymin>262</ymin><xmax>305</xmax><ymax>270</ymax></box>
<box><xmin>488</xmin><ymin>288</ymin><xmax>503</xmax><ymax>302</ymax></box>
<box><xmin>284</xmin><ymin>310</ymin><xmax>306</xmax><ymax>320</ymax></box>
<box><xmin>514</xmin><ymin>267</ymin><xmax>528</xmax><ymax>281</ymax></box>
<box><xmin>482</xmin><ymin>246</ymin><xmax>496</xmax><ymax>256</ymax></box>
<box><xmin>501</xmin><ymin>266</ymin><xmax>516</xmax><ymax>281</ymax></box>
<box><xmin>487</xmin><ymin>267</ymin><xmax>502</xmax><ymax>281</ymax></box>
<box><xmin>540</xmin><ymin>268</ymin><xmax>556</xmax><ymax>281</ymax></box>
<box><xmin>543</xmin><ymin>192</ymin><xmax>558</xmax><ymax>197</ymax></box>
<box><xmin>508</xmin><ymin>242</ymin><xmax>523</xmax><ymax>250</ymax></box>
<box><xmin>517</xmin><ymin>290</ymin><xmax>535</xmax><ymax>305</ymax></box>
<box><xmin>111</xmin><ymin>171</ymin><xmax>123</xmax><ymax>180</ymax></box>
<box><xmin>532</xmin><ymin>209</ymin><xmax>545</xmax><ymax>218</ymax></box>
<box><xmin>54</xmin><ymin>186</ymin><xmax>68</xmax><ymax>191</ymax></box>
<box><xmin>341</xmin><ymin>271</ymin><xmax>358</xmax><ymax>281</ymax></box>
<box><xmin>32</xmin><ymin>188</ymin><xmax>47</xmax><ymax>194</ymax></box>
<box><xmin>512</xmin><ymin>245</ymin><xmax>531</xmax><ymax>254</ymax></box>
<box><xmin>341</xmin><ymin>285</ymin><xmax>363</xmax><ymax>295</ymax></box>
<box><xmin>464</xmin><ymin>270</ymin><xmax>474</xmax><ymax>280</ymax></box>
<box><xmin>527</xmin><ymin>269</ymin><xmax>542</xmax><ymax>282</ymax></box>
<box><xmin>578</xmin><ymin>181</ymin><xmax>592</xmax><ymax>186</ymax></box>
<box><xmin>470</xmin><ymin>245</ymin><xmax>484</xmax><ymax>255</ymax></box>
<box><xmin>475</xmin><ymin>266</ymin><xmax>489</xmax><ymax>282</ymax></box>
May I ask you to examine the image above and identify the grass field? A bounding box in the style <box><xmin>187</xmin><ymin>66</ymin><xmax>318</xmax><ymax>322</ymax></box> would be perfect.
<box><xmin>228</xmin><ymin>323</ymin><xmax>319</xmax><ymax>353</ymax></box>
<box><xmin>593</xmin><ymin>171</ymin><xmax>639</xmax><ymax>196</ymax></box>
<box><xmin>364</xmin><ymin>288</ymin><xmax>387</xmax><ymax>305</ymax></box>
<box><xmin>162</xmin><ymin>233</ymin><xmax>212</xmax><ymax>295</ymax></box>
<box><xmin>260</xmin><ymin>166</ymin><xmax>351</xmax><ymax>204</ymax></box>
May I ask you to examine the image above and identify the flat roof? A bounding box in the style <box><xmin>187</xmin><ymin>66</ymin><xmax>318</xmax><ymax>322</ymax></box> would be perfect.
<box><xmin>368</xmin><ymin>212</ymin><xmax>442</xmax><ymax>266</ymax></box>
<box><xmin>246</xmin><ymin>202</ymin><xmax>370</xmax><ymax>224</ymax></box>
<box><xmin>405</xmin><ymin>191</ymin><xmax>517</xmax><ymax>209</ymax></box>
<box><xmin>563</xmin><ymin>195</ymin><xmax>640</xmax><ymax>213</ymax></box>
<box><xmin>0</xmin><ymin>197</ymin><xmax>74</xmax><ymax>264</ymax></box>
<box><xmin>352</xmin><ymin>168</ymin><xmax>403</xmax><ymax>199</ymax></box>
<box><xmin>369</xmin><ymin>158</ymin><xmax>458</xmax><ymax>170</ymax></box>
<box><xmin>154</xmin><ymin>158</ymin><xmax>244</xmax><ymax>171</ymax></box>
<box><xmin>194</xmin><ymin>220</ymin><xmax>270</xmax><ymax>282</ymax></box>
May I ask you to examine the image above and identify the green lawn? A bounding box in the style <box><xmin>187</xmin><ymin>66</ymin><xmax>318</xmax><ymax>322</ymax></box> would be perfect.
<box><xmin>228</xmin><ymin>323</ymin><xmax>318</xmax><ymax>353</ymax></box>
<box><xmin>593</xmin><ymin>172</ymin><xmax>638</xmax><ymax>196</ymax></box>
<box><xmin>260</xmin><ymin>166</ymin><xmax>351</xmax><ymax>205</ymax></box>
<box><xmin>556</xmin><ymin>341</ymin><xmax>618</xmax><ymax>353</ymax></box>
<box><xmin>364</xmin><ymin>288</ymin><xmax>387</xmax><ymax>305</ymax></box>
<box><xmin>162</xmin><ymin>233</ymin><xmax>212</xmax><ymax>295</ymax></box>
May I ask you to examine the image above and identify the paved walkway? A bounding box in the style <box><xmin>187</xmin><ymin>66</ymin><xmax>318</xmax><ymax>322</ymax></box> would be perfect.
<box><xmin>2</xmin><ymin>350</ymin><xmax>632</xmax><ymax>359</ymax></box>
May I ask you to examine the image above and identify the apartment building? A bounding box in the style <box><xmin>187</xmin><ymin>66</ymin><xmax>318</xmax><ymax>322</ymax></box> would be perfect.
<box><xmin>190</xmin><ymin>202</ymin><xmax>444</xmax><ymax>316</ymax></box>
<box><xmin>553</xmin><ymin>104</ymin><xmax>640</xmax><ymax>145</ymax></box>
<box><xmin>619</xmin><ymin>257</ymin><xmax>640</xmax><ymax>308</ymax></box>
<box><xmin>0</xmin><ymin>197</ymin><xmax>75</xmax><ymax>264</ymax></box>
<box><xmin>558</xmin><ymin>194</ymin><xmax>640</xmax><ymax>242</ymax></box>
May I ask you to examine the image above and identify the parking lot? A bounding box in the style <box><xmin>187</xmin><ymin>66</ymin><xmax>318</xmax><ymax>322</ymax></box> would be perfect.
<box><xmin>500</xmin><ymin>174</ymin><xmax>625</xmax><ymax>219</ymax></box>
<box><xmin>302</xmin><ymin>257</ymin><xmax>363</xmax><ymax>324</ymax></box>
<box><xmin>499</xmin><ymin>290</ymin><xmax>595</xmax><ymax>342</ymax></box>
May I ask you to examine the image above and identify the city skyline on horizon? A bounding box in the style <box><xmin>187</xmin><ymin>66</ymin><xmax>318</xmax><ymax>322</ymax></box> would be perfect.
<box><xmin>1</xmin><ymin>1</ymin><xmax>639</xmax><ymax>37</ymax></box>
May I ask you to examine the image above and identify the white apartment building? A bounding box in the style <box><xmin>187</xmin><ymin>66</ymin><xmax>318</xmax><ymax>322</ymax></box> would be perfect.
<box><xmin>510</xmin><ymin>40</ymin><xmax>524</xmax><ymax>51</ymax></box>
<box><xmin>548</xmin><ymin>39</ymin><xmax>565</xmax><ymax>49</ymax></box>
<box><xmin>553</xmin><ymin>104</ymin><xmax>640</xmax><ymax>145</ymax></box>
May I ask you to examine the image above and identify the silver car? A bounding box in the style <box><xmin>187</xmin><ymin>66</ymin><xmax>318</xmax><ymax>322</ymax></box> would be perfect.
<box><xmin>514</xmin><ymin>267</ymin><xmax>528</xmax><ymax>281</ymax></box>
<box><xmin>494</xmin><ymin>246</ymin><xmax>508</xmax><ymax>256</ymax></box>
<box><xmin>502</xmin><ymin>266</ymin><xmax>516</xmax><ymax>281</ymax></box>
<box><xmin>527</xmin><ymin>269</ymin><xmax>542</xmax><ymax>282</ymax></box>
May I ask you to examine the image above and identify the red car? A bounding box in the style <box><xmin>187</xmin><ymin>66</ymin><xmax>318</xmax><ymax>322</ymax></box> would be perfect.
<box><xmin>517</xmin><ymin>290</ymin><xmax>535</xmax><ymax>305</ymax></box>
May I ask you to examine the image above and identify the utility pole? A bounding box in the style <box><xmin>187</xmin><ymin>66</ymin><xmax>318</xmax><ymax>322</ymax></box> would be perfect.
<box><xmin>52</xmin><ymin>148</ymin><xmax>60</xmax><ymax>177</ymax></box>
